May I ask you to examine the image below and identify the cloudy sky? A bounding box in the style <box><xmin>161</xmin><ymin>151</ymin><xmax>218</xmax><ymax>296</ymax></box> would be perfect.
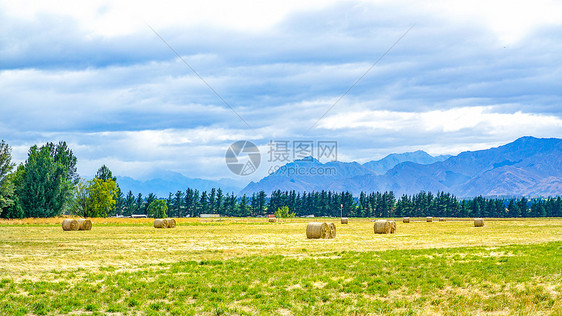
<box><xmin>1</xmin><ymin>0</ymin><xmax>562</xmax><ymax>182</ymax></box>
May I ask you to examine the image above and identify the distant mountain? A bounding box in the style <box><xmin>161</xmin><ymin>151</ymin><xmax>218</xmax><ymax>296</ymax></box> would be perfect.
<box><xmin>117</xmin><ymin>170</ymin><xmax>245</xmax><ymax>197</ymax></box>
<box><xmin>363</xmin><ymin>150</ymin><xmax>451</xmax><ymax>174</ymax></box>
<box><xmin>241</xmin><ymin>157</ymin><xmax>374</xmax><ymax>195</ymax></box>
<box><xmin>240</xmin><ymin>137</ymin><xmax>562</xmax><ymax>197</ymax></box>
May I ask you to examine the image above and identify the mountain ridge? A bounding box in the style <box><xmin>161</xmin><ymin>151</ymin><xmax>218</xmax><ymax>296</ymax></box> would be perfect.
<box><xmin>240</xmin><ymin>136</ymin><xmax>562</xmax><ymax>197</ymax></box>
<box><xmin>117</xmin><ymin>171</ymin><xmax>244</xmax><ymax>197</ymax></box>
<box><xmin>363</xmin><ymin>150</ymin><xmax>450</xmax><ymax>174</ymax></box>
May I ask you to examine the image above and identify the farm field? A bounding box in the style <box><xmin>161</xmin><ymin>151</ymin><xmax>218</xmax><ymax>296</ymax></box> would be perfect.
<box><xmin>0</xmin><ymin>217</ymin><xmax>561</xmax><ymax>315</ymax></box>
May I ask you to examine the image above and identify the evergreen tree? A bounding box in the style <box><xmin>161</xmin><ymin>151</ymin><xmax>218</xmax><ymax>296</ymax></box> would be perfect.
<box><xmin>516</xmin><ymin>197</ymin><xmax>528</xmax><ymax>217</ymax></box>
<box><xmin>135</xmin><ymin>193</ymin><xmax>144</xmax><ymax>215</ymax></box>
<box><xmin>184</xmin><ymin>189</ymin><xmax>195</xmax><ymax>217</ymax></box>
<box><xmin>238</xmin><ymin>195</ymin><xmax>250</xmax><ymax>217</ymax></box>
<box><xmin>15</xmin><ymin>142</ymin><xmax>78</xmax><ymax>217</ymax></box>
<box><xmin>173</xmin><ymin>190</ymin><xmax>184</xmax><ymax>217</ymax></box>
<box><xmin>145</xmin><ymin>193</ymin><xmax>157</xmax><ymax>214</ymax></box>
<box><xmin>199</xmin><ymin>191</ymin><xmax>209</xmax><ymax>214</ymax></box>
<box><xmin>124</xmin><ymin>191</ymin><xmax>135</xmax><ymax>216</ymax></box>
<box><xmin>166</xmin><ymin>193</ymin><xmax>174</xmax><ymax>216</ymax></box>
<box><xmin>507</xmin><ymin>200</ymin><xmax>517</xmax><ymax>217</ymax></box>
<box><xmin>216</xmin><ymin>188</ymin><xmax>224</xmax><ymax>216</ymax></box>
<box><xmin>257</xmin><ymin>190</ymin><xmax>267</xmax><ymax>215</ymax></box>
<box><xmin>0</xmin><ymin>140</ymin><xmax>16</xmax><ymax>218</ymax></box>
<box><xmin>95</xmin><ymin>165</ymin><xmax>116</xmax><ymax>181</ymax></box>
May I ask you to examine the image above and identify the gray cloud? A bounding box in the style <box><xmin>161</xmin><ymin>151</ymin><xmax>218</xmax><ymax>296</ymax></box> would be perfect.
<box><xmin>1</xmin><ymin>1</ymin><xmax>561</xmax><ymax>180</ymax></box>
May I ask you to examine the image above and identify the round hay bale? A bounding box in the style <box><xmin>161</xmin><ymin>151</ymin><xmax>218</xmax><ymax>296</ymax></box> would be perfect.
<box><xmin>306</xmin><ymin>222</ymin><xmax>328</xmax><ymax>239</ymax></box>
<box><xmin>62</xmin><ymin>219</ymin><xmax>79</xmax><ymax>231</ymax></box>
<box><xmin>426</xmin><ymin>217</ymin><xmax>433</xmax><ymax>222</ymax></box>
<box><xmin>474</xmin><ymin>218</ymin><xmax>484</xmax><ymax>227</ymax></box>
<box><xmin>439</xmin><ymin>218</ymin><xmax>446</xmax><ymax>222</ymax></box>
<box><xmin>374</xmin><ymin>220</ymin><xmax>391</xmax><ymax>234</ymax></box>
<box><xmin>166</xmin><ymin>218</ymin><xmax>176</xmax><ymax>228</ymax></box>
<box><xmin>154</xmin><ymin>219</ymin><xmax>168</xmax><ymax>228</ymax></box>
<box><xmin>327</xmin><ymin>222</ymin><xmax>336</xmax><ymax>238</ymax></box>
<box><xmin>341</xmin><ymin>217</ymin><xmax>348</xmax><ymax>224</ymax></box>
<box><xmin>388</xmin><ymin>220</ymin><xmax>397</xmax><ymax>234</ymax></box>
<box><xmin>76</xmin><ymin>219</ymin><xmax>92</xmax><ymax>230</ymax></box>
<box><xmin>403</xmin><ymin>217</ymin><xmax>410</xmax><ymax>223</ymax></box>
<box><xmin>269</xmin><ymin>218</ymin><xmax>276</xmax><ymax>223</ymax></box>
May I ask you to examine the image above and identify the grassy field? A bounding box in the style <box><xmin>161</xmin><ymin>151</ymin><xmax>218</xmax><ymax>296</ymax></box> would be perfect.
<box><xmin>0</xmin><ymin>217</ymin><xmax>560</xmax><ymax>315</ymax></box>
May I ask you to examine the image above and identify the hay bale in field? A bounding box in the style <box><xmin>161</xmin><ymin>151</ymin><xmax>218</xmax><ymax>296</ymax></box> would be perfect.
<box><xmin>439</xmin><ymin>218</ymin><xmax>446</xmax><ymax>222</ymax></box>
<box><xmin>426</xmin><ymin>216</ymin><xmax>433</xmax><ymax>222</ymax></box>
<box><xmin>166</xmin><ymin>218</ymin><xmax>176</xmax><ymax>228</ymax></box>
<box><xmin>62</xmin><ymin>219</ymin><xmax>79</xmax><ymax>231</ymax></box>
<box><xmin>474</xmin><ymin>218</ymin><xmax>484</xmax><ymax>227</ymax></box>
<box><xmin>269</xmin><ymin>218</ymin><xmax>276</xmax><ymax>223</ymax></box>
<box><xmin>341</xmin><ymin>217</ymin><xmax>348</xmax><ymax>224</ymax></box>
<box><xmin>374</xmin><ymin>220</ymin><xmax>391</xmax><ymax>234</ymax></box>
<box><xmin>306</xmin><ymin>222</ymin><xmax>328</xmax><ymax>239</ymax></box>
<box><xmin>327</xmin><ymin>222</ymin><xmax>336</xmax><ymax>238</ymax></box>
<box><xmin>154</xmin><ymin>219</ymin><xmax>168</xmax><ymax>228</ymax></box>
<box><xmin>76</xmin><ymin>219</ymin><xmax>92</xmax><ymax>230</ymax></box>
<box><xmin>388</xmin><ymin>220</ymin><xmax>397</xmax><ymax>234</ymax></box>
<box><xmin>403</xmin><ymin>217</ymin><xmax>410</xmax><ymax>223</ymax></box>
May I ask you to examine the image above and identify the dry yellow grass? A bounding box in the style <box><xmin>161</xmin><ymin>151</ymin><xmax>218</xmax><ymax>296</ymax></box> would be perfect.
<box><xmin>0</xmin><ymin>217</ymin><xmax>561</xmax><ymax>280</ymax></box>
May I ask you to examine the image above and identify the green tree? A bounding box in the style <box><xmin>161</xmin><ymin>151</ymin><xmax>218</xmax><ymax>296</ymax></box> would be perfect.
<box><xmin>15</xmin><ymin>143</ymin><xmax>78</xmax><ymax>217</ymax></box>
<box><xmin>72</xmin><ymin>178</ymin><xmax>119</xmax><ymax>217</ymax></box>
<box><xmin>95</xmin><ymin>165</ymin><xmax>116</xmax><ymax>181</ymax></box>
<box><xmin>274</xmin><ymin>205</ymin><xmax>295</xmax><ymax>219</ymax></box>
<box><xmin>238</xmin><ymin>194</ymin><xmax>250</xmax><ymax>217</ymax></box>
<box><xmin>115</xmin><ymin>189</ymin><xmax>125</xmax><ymax>215</ymax></box>
<box><xmin>216</xmin><ymin>188</ymin><xmax>224</xmax><ymax>215</ymax></box>
<box><xmin>123</xmin><ymin>191</ymin><xmax>136</xmax><ymax>216</ymax></box>
<box><xmin>145</xmin><ymin>193</ymin><xmax>157</xmax><ymax>214</ymax></box>
<box><xmin>95</xmin><ymin>165</ymin><xmax>120</xmax><ymax>214</ymax></box>
<box><xmin>0</xmin><ymin>140</ymin><xmax>16</xmax><ymax>217</ymax></box>
<box><xmin>134</xmin><ymin>193</ymin><xmax>144</xmax><ymax>215</ymax></box>
<box><xmin>147</xmin><ymin>199</ymin><xmax>168</xmax><ymax>218</ymax></box>
<box><xmin>0</xmin><ymin>168</ymin><xmax>24</xmax><ymax>219</ymax></box>
<box><xmin>173</xmin><ymin>190</ymin><xmax>184</xmax><ymax>217</ymax></box>
<box><xmin>87</xmin><ymin>178</ymin><xmax>118</xmax><ymax>217</ymax></box>
<box><xmin>199</xmin><ymin>191</ymin><xmax>209</xmax><ymax>214</ymax></box>
<box><xmin>71</xmin><ymin>179</ymin><xmax>90</xmax><ymax>217</ymax></box>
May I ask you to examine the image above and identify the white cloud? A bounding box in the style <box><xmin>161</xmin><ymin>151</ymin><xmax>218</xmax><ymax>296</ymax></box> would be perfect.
<box><xmin>420</xmin><ymin>0</ymin><xmax>562</xmax><ymax>44</ymax></box>
<box><xmin>0</xmin><ymin>0</ymin><xmax>341</xmax><ymax>36</ymax></box>
<box><xmin>3</xmin><ymin>0</ymin><xmax>561</xmax><ymax>43</ymax></box>
<box><xmin>317</xmin><ymin>106</ymin><xmax>562</xmax><ymax>135</ymax></box>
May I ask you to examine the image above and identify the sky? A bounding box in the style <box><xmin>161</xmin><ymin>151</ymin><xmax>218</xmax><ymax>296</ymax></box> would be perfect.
<box><xmin>1</xmin><ymin>0</ymin><xmax>562</xmax><ymax>182</ymax></box>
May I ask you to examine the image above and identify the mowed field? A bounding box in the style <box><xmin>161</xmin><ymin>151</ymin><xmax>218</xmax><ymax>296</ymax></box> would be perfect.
<box><xmin>0</xmin><ymin>217</ymin><xmax>561</xmax><ymax>315</ymax></box>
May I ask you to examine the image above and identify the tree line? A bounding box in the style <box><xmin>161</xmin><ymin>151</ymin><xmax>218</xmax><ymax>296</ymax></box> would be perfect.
<box><xmin>1</xmin><ymin>140</ymin><xmax>562</xmax><ymax>218</ymax></box>
<box><xmin>109</xmin><ymin>189</ymin><xmax>562</xmax><ymax>219</ymax></box>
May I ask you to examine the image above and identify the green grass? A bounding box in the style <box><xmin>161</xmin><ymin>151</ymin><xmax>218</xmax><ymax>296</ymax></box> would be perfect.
<box><xmin>0</xmin><ymin>218</ymin><xmax>561</xmax><ymax>315</ymax></box>
<box><xmin>0</xmin><ymin>242</ymin><xmax>560</xmax><ymax>315</ymax></box>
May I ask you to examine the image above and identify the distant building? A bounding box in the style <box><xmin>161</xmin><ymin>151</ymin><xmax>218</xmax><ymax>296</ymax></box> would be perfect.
<box><xmin>131</xmin><ymin>214</ymin><xmax>148</xmax><ymax>218</ymax></box>
<box><xmin>200</xmin><ymin>214</ymin><xmax>220</xmax><ymax>218</ymax></box>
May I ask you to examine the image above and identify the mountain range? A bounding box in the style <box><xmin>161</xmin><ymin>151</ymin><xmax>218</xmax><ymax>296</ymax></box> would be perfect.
<box><xmin>363</xmin><ymin>150</ymin><xmax>450</xmax><ymax>174</ymax></box>
<box><xmin>117</xmin><ymin>170</ymin><xmax>245</xmax><ymax>197</ymax></box>
<box><xmin>240</xmin><ymin>137</ymin><xmax>562</xmax><ymax>197</ymax></box>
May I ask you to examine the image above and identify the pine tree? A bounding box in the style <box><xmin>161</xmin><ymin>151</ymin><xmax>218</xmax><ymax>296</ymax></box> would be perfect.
<box><xmin>135</xmin><ymin>193</ymin><xmax>144</xmax><ymax>215</ymax></box>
